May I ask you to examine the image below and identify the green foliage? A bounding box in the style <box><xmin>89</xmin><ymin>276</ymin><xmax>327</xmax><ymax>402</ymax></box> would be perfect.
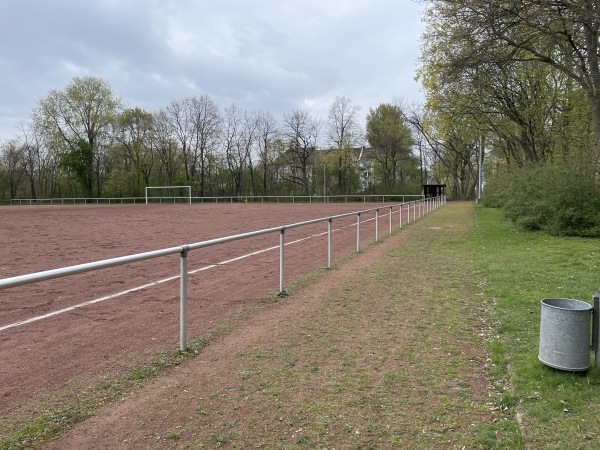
<box><xmin>481</xmin><ymin>171</ymin><xmax>512</xmax><ymax>208</ymax></box>
<box><xmin>498</xmin><ymin>163</ymin><xmax>600</xmax><ymax>237</ymax></box>
<box><xmin>365</xmin><ymin>103</ymin><xmax>415</xmax><ymax>192</ymax></box>
<box><xmin>59</xmin><ymin>139</ymin><xmax>94</xmax><ymax>196</ymax></box>
<box><xmin>419</xmin><ymin>0</ymin><xmax>600</xmax><ymax>204</ymax></box>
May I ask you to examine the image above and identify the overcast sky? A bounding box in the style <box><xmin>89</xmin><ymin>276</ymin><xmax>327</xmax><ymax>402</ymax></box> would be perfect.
<box><xmin>0</xmin><ymin>0</ymin><xmax>426</xmax><ymax>142</ymax></box>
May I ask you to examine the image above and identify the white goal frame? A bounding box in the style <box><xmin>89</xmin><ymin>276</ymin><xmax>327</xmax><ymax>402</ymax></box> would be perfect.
<box><xmin>145</xmin><ymin>186</ymin><xmax>192</xmax><ymax>204</ymax></box>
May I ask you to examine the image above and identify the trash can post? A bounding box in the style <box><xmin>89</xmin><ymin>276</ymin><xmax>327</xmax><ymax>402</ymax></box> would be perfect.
<box><xmin>593</xmin><ymin>293</ymin><xmax>600</xmax><ymax>369</ymax></box>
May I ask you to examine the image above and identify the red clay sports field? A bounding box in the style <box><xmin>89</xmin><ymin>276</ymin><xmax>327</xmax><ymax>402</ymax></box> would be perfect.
<box><xmin>0</xmin><ymin>201</ymin><xmax>421</xmax><ymax>411</ymax></box>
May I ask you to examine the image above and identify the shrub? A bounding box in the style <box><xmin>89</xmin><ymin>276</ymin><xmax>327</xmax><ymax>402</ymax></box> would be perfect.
<box><xmin>482</xmin><ymin>171</ymin><xmax>513</xmax><ymax>208</ymax></box>
<box><xmin>496</xmin><ymin>162</ymin><xmax>600</xmax><ymax>237</ymax></box>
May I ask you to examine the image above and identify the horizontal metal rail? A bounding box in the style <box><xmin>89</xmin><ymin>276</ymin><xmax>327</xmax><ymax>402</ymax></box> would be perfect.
<box><xmin>9</xmin><ymin>194</ymin><xmax>425</xmax><ymax>206</ymax></box>
<box><xmin>0</xmin><ymin>196</ymin><xmax>446</xmax><ymax>350</ymax></box>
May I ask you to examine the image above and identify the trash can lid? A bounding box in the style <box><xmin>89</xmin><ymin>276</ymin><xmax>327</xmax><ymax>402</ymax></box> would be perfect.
<box><xmin>541</xmin><ymin>298</ymin><xmax>592</xmax><ymax>311</ymax></box>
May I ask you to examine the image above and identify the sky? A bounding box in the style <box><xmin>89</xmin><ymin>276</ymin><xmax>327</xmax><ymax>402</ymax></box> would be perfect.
<box><xmin>0</xmin><ymin>0</ymin><xmax>427</xmax><ymax>142</ymax></box>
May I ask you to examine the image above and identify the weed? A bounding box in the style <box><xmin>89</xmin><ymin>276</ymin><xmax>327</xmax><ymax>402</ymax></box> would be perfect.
<box><xmin>210</xmin><ymin>433</ymin><xmax>230</xmax><ymax>447</ymax></box>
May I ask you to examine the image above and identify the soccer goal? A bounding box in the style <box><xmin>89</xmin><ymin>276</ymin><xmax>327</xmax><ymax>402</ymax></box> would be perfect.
<box><xmin>145</xmin><ymin>186</ymin><xmax>192</xmax><ymax>204</ymax></box>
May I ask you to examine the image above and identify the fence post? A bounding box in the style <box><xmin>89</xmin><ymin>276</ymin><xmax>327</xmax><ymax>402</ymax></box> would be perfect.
<box><xmin>280</xmin><ymin>229</ymin><xmax>285</xmax><ymax>293</ymax></box>
<box><xmin>180</xmin><ymin>246</ymin><xmax>189</xmax><ymax>352</ymax></box>
<box><xmin>407</xmin><ymin>203</ymin><xmax>411</xmax><ymax>224</ymax></box>
<box><xmin>356</xmin><ymin>213</ymin><xmax>361</xmax><ymax>253</ymax></box>
<box><xmin>375</xmin><ymin>208</ymin><xmax>379</xmax><ymax>241</ymax></box>
<box><xmin>389</xmin><ymin>206</ymin><xmax>392</xmax><ymax>234</ymax></box>
<box><xmin>400</xmin><ymin>204</ymin><xmax>403</xmax><ymax>228</ymax></box>
<box><xmin>327</xmin><ymin>218</ymin><xmax>332</xmax><ymax>268</ymax></box>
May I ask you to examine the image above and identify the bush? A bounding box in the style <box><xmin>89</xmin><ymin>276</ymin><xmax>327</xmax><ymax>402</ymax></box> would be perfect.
<box><xmin>482</xmin><ymin>172</ymin><xmax>512</xmax><ymax>208</ymax></box>
<box><xmin>496</xmin><ymin>162</ymin><xmax>600</xmax><ymax>237</ymax></box>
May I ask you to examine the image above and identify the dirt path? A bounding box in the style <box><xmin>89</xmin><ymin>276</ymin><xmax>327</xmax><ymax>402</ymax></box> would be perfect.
<box><xmin>42</xmin><ymin>202</ymin><xmax>493</xmax><ymax>449</ymax></box>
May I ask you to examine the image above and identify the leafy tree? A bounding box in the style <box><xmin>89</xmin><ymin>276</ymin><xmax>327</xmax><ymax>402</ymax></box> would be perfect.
<box><xmin>416</xmin><ymin>4</ymin><xmax>597</xmax><ymax>199</ymax></box>
<box><xmin>59</xmin><ymin>139</ymin><xmax>94</xmax><ymax>194</ymax></box>
<box><xmin>112</xmin><ymin>107</ymin><xmax>155</xmax><ymax>192</ymax></box>
<box><xmin>365</xmin><ymin>103</ymin><xmax>414</xmax><ymax>192</ymax></box>
<box><xmin>423</xmin><ymin>0</ymin><xmax>600</xmax><ymax>154</ymax></box>
<box><xmin>33</xmin><ymin>76</ymin><xmax>121</xmax><ymax>196</ymax></box>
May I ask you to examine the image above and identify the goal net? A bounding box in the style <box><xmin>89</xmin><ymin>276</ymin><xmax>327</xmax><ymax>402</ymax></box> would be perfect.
<box><xmin>145</xmin><ymin>186</ymin><xmax>192</xmax><ymax>204</ymax></box>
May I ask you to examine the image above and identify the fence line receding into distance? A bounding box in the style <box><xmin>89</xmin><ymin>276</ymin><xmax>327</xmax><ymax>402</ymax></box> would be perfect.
<box><xmin>0</xmin><ymin>196</ymin><xmax>446</xmax><ymax>351</ymax></box>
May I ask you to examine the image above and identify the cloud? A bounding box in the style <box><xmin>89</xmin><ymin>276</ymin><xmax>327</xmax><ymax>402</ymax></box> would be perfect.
<box><xmin>0</xmin><ymin>0</ymin><xmax>425</xmax><ymax>140</ymax></box>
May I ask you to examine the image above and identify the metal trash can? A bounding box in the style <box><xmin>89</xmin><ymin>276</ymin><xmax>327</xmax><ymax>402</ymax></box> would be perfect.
<box><xmin>539</xmin><ymin>298</ymin><xmax>592</xmax><ymax>371</ymax></box>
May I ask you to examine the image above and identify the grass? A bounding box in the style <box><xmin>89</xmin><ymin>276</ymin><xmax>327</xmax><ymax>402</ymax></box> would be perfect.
<box><xmin>472</xmin><ymin>205</ymin><xmax>600</xmax><ymax>449</ymax></box>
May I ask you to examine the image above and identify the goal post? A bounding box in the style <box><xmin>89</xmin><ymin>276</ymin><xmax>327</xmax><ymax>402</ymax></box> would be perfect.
<box><xmin>145</xmin><ymin>186</ymin><xmax>192</xmax><ymax>204</ymax></box>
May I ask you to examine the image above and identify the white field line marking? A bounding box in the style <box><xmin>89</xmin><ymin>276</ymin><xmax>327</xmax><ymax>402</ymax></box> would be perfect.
<box><xmin>0</xmin><ymin>212</ymin><xmax>387</xmax><ymax>332</ymax></box>
<box><xmin>0</xmin><ymin>277</ymin><xmax>180</xmax><ymax>332</ymax></box>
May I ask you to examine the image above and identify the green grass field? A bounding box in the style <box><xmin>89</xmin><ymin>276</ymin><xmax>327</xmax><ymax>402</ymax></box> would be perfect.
<box><xmin>473</xmin><ymin>205</ymin><xmax>600</xmax><ymax>449</ymax></box>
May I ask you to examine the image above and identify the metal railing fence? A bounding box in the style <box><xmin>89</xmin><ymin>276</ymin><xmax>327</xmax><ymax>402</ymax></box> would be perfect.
<box><xmin>9</xmin><ymin>194</ymin><xmax>424</xmax><ymax>206</ymax></box>
<box><xmin>0</xmin><ymin>196</ymin><xmax>446</xmax><ymax>350</ymax></box>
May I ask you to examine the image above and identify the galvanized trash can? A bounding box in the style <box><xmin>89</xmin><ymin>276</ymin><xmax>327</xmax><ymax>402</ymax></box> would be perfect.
<box><xmin>539</xmin><ymin>298</ymin><xmax>593</xmax><ymax>371</ymax></box>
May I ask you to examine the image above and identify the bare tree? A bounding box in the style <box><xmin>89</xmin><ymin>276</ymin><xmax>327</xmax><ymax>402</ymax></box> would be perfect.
<box><xmin>0</xmin><ymin>138</ymin><xmax>27</xmax><ymax>199</ymax></box>
<box><xmin>327</xmin><ymin>96</ymin><xmax>363</xmax><ymax>193</ymax></box>
<box><xmin>282</xmin><ymin>109</ymin><xmax>321</xmax><ymax>195</ymax></box>
<box><xmin>19</xmin><ymin>121</ymin><xmax>57</xmax><ymax>199</ymax></box>
<box><xmin>167</xmin><ymin>97</ymin><xmax>195</xmax><ymax>185</ymax></box>
<box><xmin>189</xmin><ymin>95</ymin><xmax>221</xmax><ymax>196</ymax></box>
<box><xmin>327</xmin><ymin>96</ymin><xmax>362</xmax><ymax>148</ymax></box>
<box><xmin>153</xmin><ymin>110</ymin><xmax>181</xmax><ymax>187</ymax></box>
<box><xmin>256</xmin><ymin>110</ymin><xmax>279</xmax><ymax>196</ymax></box>
<box><xmin>222</xmin><ymin>105</ymin><xmax>258</xmax><ymax>196</ymax></box>
<box><xmin>403</xmin><ymin>106</ymin><xmax>478</xmax><ymax>199</ymax></box>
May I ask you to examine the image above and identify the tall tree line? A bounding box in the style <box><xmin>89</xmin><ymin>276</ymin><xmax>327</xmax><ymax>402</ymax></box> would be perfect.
<box><xmin>407</xmin><ymin>0</ymin><xmax>599</xmax><ymax>200</ymax></box>
<box><xmin>0</xmin><ymin>77</ymin><xmax>421</xmax><ymax>202</ymax></box>
<box><xmin>414</xmin><ymin>0</ymin><xmax>600</xmax><ymax>235</ymax></box>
